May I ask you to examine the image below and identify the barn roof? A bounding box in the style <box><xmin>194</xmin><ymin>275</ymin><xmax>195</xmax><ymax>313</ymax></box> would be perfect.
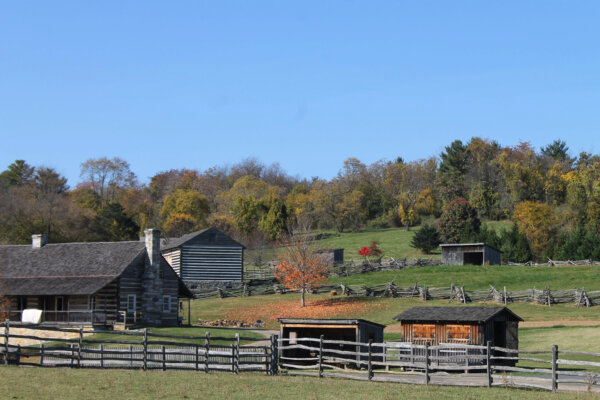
<box><xmin>392</xmin><ymin>306</ymin><xmax>523</xmax><ymax>323</ymax></box>
<box><xmin>0</xmin><ymin>241</ymin><xmax>146</xmax><ymax>296</ymax></box>
<box><xmin>279</xmin><ymin>318</ymin><xmax>385</xmax><ymax>328</ymax></box>
<box><xmin>440</xmin><ymin>243</ymin><xmax>502</xmax><ymax>253</ymax></box>
<box><xmin>161</xmin><ymin>227</ymin><xmax>245</xmax><ymax>251</ymax></box>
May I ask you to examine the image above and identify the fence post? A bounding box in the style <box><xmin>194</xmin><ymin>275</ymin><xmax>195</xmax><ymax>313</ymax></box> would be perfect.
<box><xmin>70</xmin><ymin>344</ymin><xmax>74</xmax><ymax>367</ymax></box>
<box><xmin>3</xmin><ymin>320</ymin><xmax>9</xmax><ymax>366</ymax></box>
<box><xmin>40</xmin><ymin>343</ymin><xmax>45</xmax><ymax>366</ymax></box>
<box><xmin>270</xmin><ymin>334</ymin><xmax>278</xmax><ymax>375</ymax></box>
<box><xmin>130</xmin><ymin>345</ymin><xmax>133</xmax><ymax>368</ymax></box>
<box><xmin>231</xmin><ymin>344</ymin><xmax>235</xmax><ymax>373</ymax></box>
<box><xmin>486</xmin><ymin>341</ymin><xmax>492</xmax><ymax>388</ymax></box>
<box><xmin>425</xmin><ymin>342</ymin><xmax>430</xmax><ymax>386</ymax></box>
<box><xmin>16</xmin><ymin>344</ymin><xmax>20</xmax><ymax>367</ymax></box>
<box><xmin>143</xmin><ymin>328</ymin><xmax>148</xmax><ymax>371</ymax></box>
<box><xmin>100</xmin><ymin>344</ymin><xmax>104</xmax><ymax>368</ymax></box>
<box><xmin>235</xmin><ymin>333</ymin><xmax>240</xmax><ymax>375</ymax></box>
<box><xmin>162</xmin><ymin>345</ymin><xmax>166</xmax><ymax>371</ymax></box>
<box><xmin>318</xmin><ymin>335</ymin><xmax>324</xmax><ymax>378</ymax></box>
<box><xmin>77</xmin><ymin>327</ymin><xmax>83</xmax><ymax>368</ymax></box>
<box><xmin>552</xmin><ymin>344</ymin><xmax>558</xmax><ymax>392</ymax></box>
<box><xmin>503</xmin><ymin>286</ymin><xmax>507</xmax><ymax>305</ymax></box>
<box><xmin>204</xmin><ymin>332</ymin><xmax>210</xmax><ymax>373</ymax></box>
<box><xmin>195</xmin><ymin>344</ymin><xmax>199</xmax><ymax>371</ymax></box>
<box><xmin>367</xmin><ymin>339</ymin><xmax>373</xmax><ymax>381</ymax></box>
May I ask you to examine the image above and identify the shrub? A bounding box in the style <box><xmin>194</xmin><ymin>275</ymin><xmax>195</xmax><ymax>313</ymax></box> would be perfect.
<box><xmin>410</xmin><ymin>224</ymin><xmax>441</xmax><ymax>254</ymax></box>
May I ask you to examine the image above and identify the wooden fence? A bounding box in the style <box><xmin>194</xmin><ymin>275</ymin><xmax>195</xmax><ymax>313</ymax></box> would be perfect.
<box><xmin>194</xmin><ymin>279</ymin><xmax>600</xmax><ymax>308</ymax></box>
<box><xmin>278</xmin><ymin>337</ymin><xmax>600</xmax><ymax>393</ymax></box>
<box><xmin>0</xmin><ymin>322</ymin><xmax>277</xmax><ymax>374</ymax></box>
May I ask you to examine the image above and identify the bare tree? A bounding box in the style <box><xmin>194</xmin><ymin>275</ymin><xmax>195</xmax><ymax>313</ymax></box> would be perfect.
<box><xmin>79</xmin><ymin>157</ymin><xmax>137</xmax><ymax>207</ymax></box>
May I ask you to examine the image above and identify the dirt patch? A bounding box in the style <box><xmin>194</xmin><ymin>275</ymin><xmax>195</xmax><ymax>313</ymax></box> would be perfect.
<box><xmin>225</xmin><ymin>297</ymin><xmax>382</xmax><ymax>323</ymax></box>
<box><xmin>520</xmin><ymin>320</ymin><xmax>600</xmax><ymax>328</ymax></box>
<box><xmin>385</xmin><ymin>323</ymin><xmax>403</xmax><ymax>333</ymax></box>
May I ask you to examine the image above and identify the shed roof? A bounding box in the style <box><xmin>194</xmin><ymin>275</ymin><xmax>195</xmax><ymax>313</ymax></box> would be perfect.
<box><xmin>393</xmin><ymin>306</ymin><xmax>523</xmax><ymax>323</ymax></box>
<box><xmin>440</xmin><ymin>243</ymin><xmax>502</xmax><ymax>253</ymax></box>
<box><xmin>161</xmin><ymin>227</ymin><xmax>245</xmax><ymax>251</ymax></box>
<box><xmin>279</xmin><ymin>318</ymin><xmax>385</xmax><ymax>328</ymax></box>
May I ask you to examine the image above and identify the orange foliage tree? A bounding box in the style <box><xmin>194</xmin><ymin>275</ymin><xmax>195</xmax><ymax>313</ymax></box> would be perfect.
<box><xmin>274</xmin><ymin>232</ymin><xmax>329</xmax><ymax>307</ymax></box>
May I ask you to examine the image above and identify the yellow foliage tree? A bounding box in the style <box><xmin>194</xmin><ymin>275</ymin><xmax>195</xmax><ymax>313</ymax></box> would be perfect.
<box><xmin>514</xmin><ymin>201</ymin><xmax>557</xmax><ymax>260</ymax></box>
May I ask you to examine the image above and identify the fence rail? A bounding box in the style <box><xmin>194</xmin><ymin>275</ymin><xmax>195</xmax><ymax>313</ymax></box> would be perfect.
<box><xmin>0</xmin><ymin>322</ymin><xmax>276</xmax><ymax>374</ymax></box>
<box><xmin>278</xmin><ymin>336</ymin><xmax>600</xmax><ymax>393</ymax></box>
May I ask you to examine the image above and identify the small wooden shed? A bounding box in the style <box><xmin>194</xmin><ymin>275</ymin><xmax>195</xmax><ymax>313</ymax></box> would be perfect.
<box><xmin>441</xmin><ymin>243</ymin><xmax>502</xmax><ymax>265</ymax></box>
<box><xmin>393</xmin><ymin>306</ymin><xmax>522</xmax><ymax>364</ymax></box>
<box><xmin>314</xmin><ymin>248</ymin><xmax>344</xmax><ymax>265</ymax></box>
<box><xmin>279</xmin><ymin>318</ymin><xmax>384</xmax><ymax>365</ymax></box>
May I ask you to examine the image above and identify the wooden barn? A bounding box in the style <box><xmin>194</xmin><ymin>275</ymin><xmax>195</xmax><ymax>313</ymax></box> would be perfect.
<box><xmin>393</xmin><ymin>306</ymin><xmax>522</xmax><ymax>363</ymax></box>
<box><xmin>0</xmin><ymin>229</ymin><xmax>193</xmax><ymax>327</ymax></box>
<box><xmin>279</xmin><ymin>318</ymin><xmax>384</xmax><ymax>365</ymax></box>
<box><xmin>161</xmin><ymin>228</ymin><xmax>245</xmax><ymax>290</ymax></box>
<box><xmin>441</xmin><ymin>243</ymin><xmax>502</xmax><ymax>265</ymax></box>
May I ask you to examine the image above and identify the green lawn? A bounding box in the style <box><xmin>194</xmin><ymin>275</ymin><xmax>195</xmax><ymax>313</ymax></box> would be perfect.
<box><xmin>245</xmin><ymin>220</ymin><xmax>514</xmax><ymax>265</ymax></box>
<box><xmin>329</xmin><ymin>264</ymin><xmax>600</xmax><ymax>291</ymax></box>
<box><xmin>0</xmin><ymin>367</ymin><xmax>592</xmax><ymax>399</ymax></box>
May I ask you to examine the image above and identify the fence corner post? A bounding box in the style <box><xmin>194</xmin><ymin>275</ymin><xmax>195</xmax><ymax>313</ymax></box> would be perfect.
<box><xmin>3</xmin><ymin>319</ymin><xmax>9</xmax><ymax>366</ymax></box>
<box><xmin>270</xmin><ymin>334</ymin><xmax>278</xmax><ymax>375</ymax></box>
<box><xmin>425</xmin><ymin>342</ymin><xmax>430</xmax><ymax>386</ymax></box>
<box><xmin>143</xmin><ymin>328</ymin><xmax>148</xmax><ymax>371</ymax></box>
<box><xmin>204</xmin><ymin>331</ymin><xmax>210</xmax><ymax>373</ymax></box>
<box><xmin>486</xmin><ymin>341</ymin><xmax>492</xmax><ymax>388</ymax></box>
<box><xmin>552</xmin><ymin>344</ymin><xmax>558</xmax><ymax>392</ymax></box>
<box><xmin>367</xmin><ymin>339</ymin><xmax>373</xmax><ymax>381</ymax></box>
<box><xmin>77</xmin><ymin>327</ymin><xmax>83</xmax><ymax>368</ymax></box>
<box><xmin>318</xmin><ymin>334</ymin><xmax>324</xmax><ymax>378</ymax></box>
<box><xmin>235</xmin><ymin>333</ymin><xmax>240</xmax><ymax>374</ymax></box>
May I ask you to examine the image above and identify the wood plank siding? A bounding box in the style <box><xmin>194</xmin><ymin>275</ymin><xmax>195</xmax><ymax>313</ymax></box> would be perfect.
<box><xmin>400</xmin><ymin>323</ymin><xmax>484</xmax><ymax>345</ymax></box>
<box><xmin>162</xmin><ymin>249</ymin><xmax>181</xmax><ymax>276</ymax></box>
<box><xmin>180</xmin><ymin>246</ymin><xmax>243</xmax><ymax>281</ymax></box>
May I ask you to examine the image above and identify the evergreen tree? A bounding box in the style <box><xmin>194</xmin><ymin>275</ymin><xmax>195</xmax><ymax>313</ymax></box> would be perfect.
<box><xmin>410</xmin><ymin>224</ymin><xmax>441</xmax><ymax>254</ymax></box>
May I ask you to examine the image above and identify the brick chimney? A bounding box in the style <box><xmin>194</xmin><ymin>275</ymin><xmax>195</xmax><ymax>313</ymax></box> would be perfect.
<box><xmin>32</xmin><ymin>234</ymin><xmax>48</xmax><ymax>249</ymax></box>
<box><xmin>142</xmin><ymin>229</ymin><xmax>163</xmax><ymax>325</ymax></box>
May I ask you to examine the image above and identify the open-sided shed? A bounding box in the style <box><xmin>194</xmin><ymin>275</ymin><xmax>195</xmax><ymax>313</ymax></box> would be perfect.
<box><xmin>393</xmin><ymin>306</ymin><xmax>522</xmax><ymax>365</ymax></box>
<box><xmin>441</xmin><ymin>243</ymin><xmax>502</xmax><ymax>265</ymax></box>
<box><xmin>279</xmin><ymin>318</ymin><xmax>384</xmax><ymax>365</ymax></box>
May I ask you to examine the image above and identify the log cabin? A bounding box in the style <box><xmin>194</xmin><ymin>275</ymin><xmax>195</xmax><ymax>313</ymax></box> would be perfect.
<box><xmin>161</xmin><ymin>227</ymin><xmax>245</xmax><ymax>290</ymax></box>
<box><xmin>0</xmin><ymin>229</ymin><xmax>193</xmax><ymax>328</ymax></box>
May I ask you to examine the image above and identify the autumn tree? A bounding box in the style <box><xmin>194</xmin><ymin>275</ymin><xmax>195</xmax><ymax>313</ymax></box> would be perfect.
<box><xmin>437</xmin><ymin>198</ymin><xmax>481</xmax><ymax>243</ymax></box>
<box><xmin>513</xmin><ymin>201</ymin><xmax>557</xmax><ymax>260</ymax></box>
<box><xmin>160</xmin><ymin>189</ymin><xmax>210</xmax><ymax>236</ymax></box>
<box><xmin>274</xmin><ymin>230</ymin><xmax>329</xmax><ymax>307</ymax></box>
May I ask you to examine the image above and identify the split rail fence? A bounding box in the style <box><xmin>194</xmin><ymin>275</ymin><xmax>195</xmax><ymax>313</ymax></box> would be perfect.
<box><xmin>195</xmin><ymin>280</ymin><xmax>600</xmax><ymax>309</ymax></box>
<box><xmin>279</xmin><ymin>336</ymin><xmax>600</xmax><ymax>393</ymax></box>
<box><xmin>0</xmin><ymin>322</ymin><xmax>277</xmax><ymax>374</ymax></box>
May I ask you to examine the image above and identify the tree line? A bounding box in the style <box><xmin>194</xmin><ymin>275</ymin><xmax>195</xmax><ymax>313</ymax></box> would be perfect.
<box><xmin>1</xmin><ymin>138</ymin><xmax>599</xmax><ymax>261</ymax></box>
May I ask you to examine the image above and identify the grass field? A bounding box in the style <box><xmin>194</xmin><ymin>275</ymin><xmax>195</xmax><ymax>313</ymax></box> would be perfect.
<box><xmin>245</xmin><ymin>220</ymin><xmax>514</xmax><ymax>264</ymax></box>
<box><xmin>0</xmin><ymin>367</ymin><xmax>594</xmax><ymax>399</ymax></box>
<box><xmin>329</xmin><ymin>264</ymin><xmax>600</xmax><ymax>290</ymax></box>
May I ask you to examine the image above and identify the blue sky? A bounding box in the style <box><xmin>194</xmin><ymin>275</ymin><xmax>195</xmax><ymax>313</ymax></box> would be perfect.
<box><xmin>1</xmin><ymin>1</ymin><xmax>599</xmax><ymax>185</ymax></box>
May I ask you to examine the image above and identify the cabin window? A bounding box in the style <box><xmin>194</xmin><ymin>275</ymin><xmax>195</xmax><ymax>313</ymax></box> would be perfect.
<box><xmin>163</xmin><ymin>296</ymin><xmax>171</xmax><ymax>313</ymax></box>
<box><xmin>413</xmin><ymin>324</ymin><xmax>436</xmax><ymax>340</ymax></box>
<box><xmin>127</xmin><ymin>295</ymin><xmax>136</xmax><ymax>312</ymax></box>
<box><xmin>446</xmin><ymin>325</ymin><xmax>471</xmax><ymax>340</ymax></box>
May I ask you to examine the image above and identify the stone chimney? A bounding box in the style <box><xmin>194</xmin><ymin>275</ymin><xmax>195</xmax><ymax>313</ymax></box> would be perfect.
<box><xmin>142</xmin><ymin>229</ymin><xmax>163</xmax><ymax>325</ymax></box>
<box><xmin>32</xmin><ymin>234</ymin><xmax>48</xmax><ymax>249</ymax></box>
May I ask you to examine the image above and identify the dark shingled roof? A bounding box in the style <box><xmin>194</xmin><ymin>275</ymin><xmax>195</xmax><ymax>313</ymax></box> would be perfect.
<box><xmin>0</xmin><ymin>241</ymin><xmax>145</xmax><ymax>296</ymax></box>
<box><xmin>393</xmin><ymin>306</ymin><xmax>523</xmax><ymax>323</ymax></box>
<box><xmin>279</xmin><ymin>318</ymin><xmax>385</xmax><ymax>328</ymax></box>
<box><xmin>161</xmin><ymin>227</ymin><xmax>245</xmax><ymax>251</ymax></box>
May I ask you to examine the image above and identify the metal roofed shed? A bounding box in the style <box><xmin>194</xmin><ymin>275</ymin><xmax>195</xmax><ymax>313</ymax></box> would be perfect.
<box><xmin>441</xmin><ymin>243</ymin><xmax>502</xmax><ymax>266</ymax></box>
<box><xmin>393</xmin><ymin>306</ymin><xmax>523</xmax><ymax>366</ymax></box>
<box><xmin>279</xmin><ymin>318</ymin><xmax>384</xmax><ymax>366</ymax></box>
